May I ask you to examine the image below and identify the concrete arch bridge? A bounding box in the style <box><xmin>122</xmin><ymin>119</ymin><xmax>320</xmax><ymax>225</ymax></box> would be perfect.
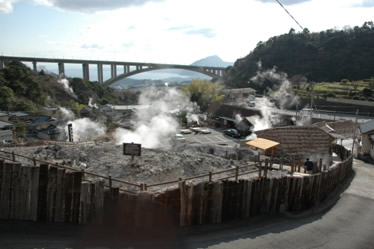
<box><xmin>0</xmin><ymin>56</ymin><xmax>226</xmax><ymax>87</ymax></box>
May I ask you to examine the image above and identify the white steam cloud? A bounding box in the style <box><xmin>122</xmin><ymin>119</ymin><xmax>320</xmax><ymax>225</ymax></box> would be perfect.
<box><xmin>251</xmin><ymin>62</ymin><xmax>299</xmax><ymax>110</ymax></box>
<box><xmin>113</xmin><ymin>86</ymin><xmax>199</xmax><ymax>149</ymax></box>
<box><xmin>88</xmin><ymin>97</ymin><xmax>98</xmax><ymax>109</ymax></box>
<box><xmin>65</xmin><ymin>118</ymin><xmax>106</xmax><ymax>142</ymax></box>
<box><xmin>57</xmin><ymin>75</ymin><xmax>77</xmax><ymax>99</ymax></box>
<box><xmin>246</xmin><ymin>62</ymin><xmax>300</xmax><ymax>133</ymax></box>
<box><xmin>59</xmin><ymin>107</ymin><xmax>75</xmax><ymax>121</ymax></box>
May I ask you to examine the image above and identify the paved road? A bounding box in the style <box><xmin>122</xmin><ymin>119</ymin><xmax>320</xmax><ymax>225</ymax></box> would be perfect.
<box><xmin>181</xmin><ymin>128</ymin><xmax>240</xmax><ymax>146</ymax></box>
<box><xmin>1</xmin><ymin>160</ymin><xmax>373</xmax><ymax>249</ymax></box>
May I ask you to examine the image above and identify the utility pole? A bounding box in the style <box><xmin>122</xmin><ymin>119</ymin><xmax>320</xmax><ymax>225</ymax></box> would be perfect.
<box><xmin>351</xmin><ymin>109</ymin><xmax>359</xmax><ymax>155</ymax></box>
<box><xmin>309</xmin><ymin>83</ymin><xmax>314</xmax><ymax>123</ymax></box>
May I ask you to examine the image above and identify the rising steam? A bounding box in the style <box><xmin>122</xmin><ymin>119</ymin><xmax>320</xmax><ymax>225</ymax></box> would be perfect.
<box><xmin>246</xmin><ymin>62</ymin><xmax>300</xmax><ymax>133</ymax></box>
<box><xmin>57</xmin><ymin>75</ymin><xmax>77</xmax><ymax>99</ymax></box>
<box><xmin>65</xmin><ymin>118</ymin><xmax>106</xmax><ymax>142</ymax></box>
<box><xmin>113</xmin><ymin>86</ymin><xmax>199</xmax><ymax>149</ymax></box>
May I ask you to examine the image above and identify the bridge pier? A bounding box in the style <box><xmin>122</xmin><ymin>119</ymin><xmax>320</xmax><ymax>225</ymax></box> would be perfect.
<box><xmin>82</xmin><ymin>63</ymin><xmax>89</xmax><ymax>82</ymax></box>
<box><xmin>58</xmin><ymin>62</ymin><xmax>65</xmax><ymax>76</ymax></box>
<box><xmin>111</xmin><ymin>64</ymin><xmax>117</xmax><ymax>78</ymax></box>
<box><xmin>32</xmin><ymin>61</ymin><xmax>37</xmax><ymax>72</ymax></box>
<box><xmin>124</xmin><ymin>65</ymin><xmax>130</xmax><ymax>74</ymax></box>
<box><xmin>97</xmin><ymin>63</ymin><xmax>103</xmax><ymax>84</ymax></box>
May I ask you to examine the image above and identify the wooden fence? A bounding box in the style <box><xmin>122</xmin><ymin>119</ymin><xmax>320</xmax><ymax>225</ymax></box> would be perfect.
<box><xmin>0</xmin><ymin>149</ymin><xmax>353</xmax><ymax>227</ymax></box>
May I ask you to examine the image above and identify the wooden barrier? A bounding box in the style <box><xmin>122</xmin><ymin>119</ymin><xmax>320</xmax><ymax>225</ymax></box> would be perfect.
<box><xmin>0</xmin><ymin>151</ymin><xmax>354</xmax><ymax>227</ymax></box>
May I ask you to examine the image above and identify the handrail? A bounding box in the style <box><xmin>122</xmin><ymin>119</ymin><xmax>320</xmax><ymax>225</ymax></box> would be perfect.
<box><xmin>0</xmin><ymin>150</ymin><xmax>261</xmax><ymax>191</ymax></box>
<box><xmin>0</xmin><ymin>151</ymin><xmax>142</xmax><ymax>189</ymax></box>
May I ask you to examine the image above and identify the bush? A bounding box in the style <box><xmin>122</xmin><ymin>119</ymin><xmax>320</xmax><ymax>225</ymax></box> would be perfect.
<box><xmin>352</xmin><ymin>95</ymin><xmax>361</xmax><ymax>100</ymax></box>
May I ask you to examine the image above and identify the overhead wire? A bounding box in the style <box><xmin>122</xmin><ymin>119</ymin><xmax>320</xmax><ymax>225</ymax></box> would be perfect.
<box><xmin>275</xmin><ymin>0</ymin><xmax>304</xmax><ymax>31</ymax></box>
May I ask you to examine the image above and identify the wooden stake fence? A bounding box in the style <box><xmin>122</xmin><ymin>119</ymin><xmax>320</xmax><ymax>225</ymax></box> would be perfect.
<box><xmin>0</xmin><ymin>147</ymin><xmax>354</xmax><ymax>227</ymax></box>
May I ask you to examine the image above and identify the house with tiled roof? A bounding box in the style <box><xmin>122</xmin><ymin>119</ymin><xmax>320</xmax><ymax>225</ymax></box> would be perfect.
<box><xmin>255</xmin><ymin>126</ymin><xmax>334</xmax><ymax>166</ymax></box>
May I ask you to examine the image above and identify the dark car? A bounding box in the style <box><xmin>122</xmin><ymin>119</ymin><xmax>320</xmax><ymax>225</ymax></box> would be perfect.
<box><xmin>223</xmin><ymin>129</ymin><xmax>241</xmax><ymax>138</ymax></box>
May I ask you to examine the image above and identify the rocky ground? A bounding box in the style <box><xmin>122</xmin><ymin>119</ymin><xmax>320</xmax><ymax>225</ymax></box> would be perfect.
<box><xmin>0</xmin><ymin>139</ymin><xmax>289</xmax><ymax>192</ymax></box>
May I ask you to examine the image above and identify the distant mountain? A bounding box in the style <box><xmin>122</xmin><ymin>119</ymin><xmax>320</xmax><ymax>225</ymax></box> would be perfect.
<box><xmin>179</xmin><ymin>55</ymin><xmax>233</xmax><ymax>77</ymax></box>
<box><xmin>190</xmin><ymin>55</ymin><xmax>233</xmax><ymax>67</ymax></box>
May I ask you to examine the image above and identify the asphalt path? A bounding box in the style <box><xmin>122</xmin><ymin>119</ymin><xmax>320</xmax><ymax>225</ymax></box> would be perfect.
<box><xmin>1</xmin><ymin>160</ymin><xmax>373</xmax><ymax>249</ymax></box>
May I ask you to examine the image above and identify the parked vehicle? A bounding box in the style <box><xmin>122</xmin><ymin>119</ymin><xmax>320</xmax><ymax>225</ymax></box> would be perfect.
<box><xmin>180</xmin><ymin>129</ymin><xmax>192</xmax><ymax>134</ymax></box>
<box><xmin>175</xmin><ymin>134</ymin><xmax>185</xmax><ymax>140</ymax></box>
<box><xmin>223</xmin><ymin>129</ymin><xmax>241</xmax><ymax>138</ymax></box>
<box><xmin>200</xmin><ymin>128</ymin><xmax>211</xmax><ymax>134</ymax></box>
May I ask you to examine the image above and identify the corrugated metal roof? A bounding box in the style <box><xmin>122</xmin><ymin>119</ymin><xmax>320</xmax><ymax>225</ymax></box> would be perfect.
<box><xmin>359</xmin><ymin>119</ymin><xmax>374</xmax><ymax>134</ymax></box>
<box><xmin>246</xmin><ymin>138</ymin><xmax>280</xmax><ymax>151</ymax></box>
<box><xmin>0</xmin><ymin>120</ymin><xmax>14</xmax><ymax>129</ymax></box>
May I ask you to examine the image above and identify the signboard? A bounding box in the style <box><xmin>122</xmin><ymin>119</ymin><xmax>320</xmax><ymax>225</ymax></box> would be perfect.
<box><xmin>123</xmin><ymin>143</ymin><xmax>141</xmax><ymax>157</ymax></box>
<box><xmin>67</xmin><ymin>123</ymin><xmax>73</xmax><ymax>142</ymax></box>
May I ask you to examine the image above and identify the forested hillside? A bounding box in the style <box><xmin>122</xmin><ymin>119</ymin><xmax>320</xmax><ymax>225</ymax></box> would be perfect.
<box><xmin>223</xmin><ymin>22</ymin><xmax>374</xmax><ymax>90</ymax></box>
<box><xmin>0</xmin><ymin>61</ymin><xmax>132</xmax><ymax>112</ymax></box>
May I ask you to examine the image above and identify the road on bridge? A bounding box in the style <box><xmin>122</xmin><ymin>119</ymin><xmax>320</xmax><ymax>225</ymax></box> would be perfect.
<box><xmin>0</xmin><ymin>160</ymin><xmax>373</xmax><ymax>249</ymax></box>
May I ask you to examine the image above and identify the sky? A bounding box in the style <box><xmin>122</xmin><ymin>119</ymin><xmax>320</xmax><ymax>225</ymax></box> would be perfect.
<box><xmin>0</xmin><ymin>0</ymin><xmax>373</xmax><ymax>65</ymax></box>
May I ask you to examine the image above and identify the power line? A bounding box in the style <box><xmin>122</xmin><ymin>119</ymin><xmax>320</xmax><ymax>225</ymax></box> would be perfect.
<box><xmin>275</xmin><ymin>0</ymin><xmax>304</xmax><ymax>31</ymax></box>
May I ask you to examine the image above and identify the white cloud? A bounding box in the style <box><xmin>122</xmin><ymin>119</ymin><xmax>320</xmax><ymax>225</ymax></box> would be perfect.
<box><xmin>2</xmin><ymin>0</ymin><xmax>374</xmax><ymax>64</ymax></box>
<box><xmin>0</xmin><ymin>0</ymin><xmax>18</xmax><ymax>13</ymax></box>
<box><xmin>41</xmin><ymin>0</ymin><xmax>165</xmax><ymax>12</ymax></box>
<box><xmin>256</xmin><ymin>0</ymin><xmax>311</xmax><ymax>5</ymax></box>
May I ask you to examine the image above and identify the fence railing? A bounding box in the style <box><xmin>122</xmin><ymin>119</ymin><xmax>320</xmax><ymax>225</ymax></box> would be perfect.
<box><xmin>0</xmin><ymin>150</ymin><xmax>261</xmax><ymax>192</ymax></box>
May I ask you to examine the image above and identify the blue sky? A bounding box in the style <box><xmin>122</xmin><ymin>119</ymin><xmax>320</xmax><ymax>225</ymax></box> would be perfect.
<box><xmin>1</xmin><ymin>0</ymin><xmax>373</xmax><ymax>65</ymax></box>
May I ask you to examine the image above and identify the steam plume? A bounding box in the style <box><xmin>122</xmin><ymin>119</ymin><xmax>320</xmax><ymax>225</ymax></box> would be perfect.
<box><xmin>113</xmin><ymin>86</ymin><xmax>199</xmax><ymax>149</ymax></box>
<box><xmin>57</xmin><ymin>75</ymin><xmax>77</xmax><ymax>99</ymax></box>
<box><xmin>65</xmin><ymin>118</ymin><xmax>106</xmax><ymax>142</ymax></box>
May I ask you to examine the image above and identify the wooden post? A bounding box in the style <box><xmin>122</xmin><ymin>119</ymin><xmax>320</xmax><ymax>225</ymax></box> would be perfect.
<box><xmin>179</xmin><ymin>180</ymin><xmax>187</xmax><ymax>226</ymax></box>
<box><xmin>135</xmin><ymin>192</ymin><xmax>153</xmax><ymax>227</ymax></box>
<box><xmin>319</xmin><ymin>158</ymin><xmax>323</xmax><ymax>173</ymax></box>
<box><xmin>54</xmin><ymin>168</ymin><xmax>66</xmax><ymax>222</ymax></box>
<box><xmin>12</xmin><ymin>151</ymin><xmax>15</xmax><ymax>162</ymax></box>
<box><xmin>108</xmin><ymin>175</ymin><xmax>112</xmax><ymax>188</ymax></box>
<box><xmin>298</xmin><ymin>160</ymin><xmax>301</xmax><ymax>172</ymax></box>
<box><xmin>235</xmin><ymin>166</ymin><xmax>239</xmax><ymax>182</ymax></box>
<box><xmin>258</xmin><ymin>161</ymin><xmax>262</xmax><ymax>178</ymax></box>
<box><xmin>270</xmin><ymin>147</ymin><xmax>274</xmax><ymax>168</ymax></box>
<box><xmin>264</xmin><ymin>159</ymin><xmax>269</xmax><ymax>178</ymax></box>
<box><xmin>209</xmin><ymin>171</ymin><xmax>212</xmax><ymax>182</ymax></box>
<box><xmin>33</xmin><ymin>157</ymin><xmax>37</xmax><ymax>166</ymax></box>
<box><xmin>280</xmin><ymin>155</ymin><xmax>284</xmax><ymax>170</ymax></box>
<box><xmin>47</xmin><ymin>167</ymin><xmax>58</xmax><ymax>222</ymax></box>
<box><xmin>9</xmin><ymin>162</ymin><xmax>22</xmax><ymax>220</ymax></box>
<box><xmin>291</xmin><ymin>156</ymin><xmax>294</xmax><ymax>173</ymax></box>
<box><xmin>37</xmin><ymin>164</ymin><xmax>49</xmax><ymax>221</ymax></box>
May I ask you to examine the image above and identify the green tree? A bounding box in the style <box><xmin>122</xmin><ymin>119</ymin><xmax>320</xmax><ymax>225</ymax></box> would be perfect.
<box><xmin>182</xmin><ymin>80</ymin><xmax>224</xmax><ymax>111</ymax></box>
<box><xmin>0</xmin><ymin>86</ymin><xmax>15</xmax><ymax>111</ymax></box>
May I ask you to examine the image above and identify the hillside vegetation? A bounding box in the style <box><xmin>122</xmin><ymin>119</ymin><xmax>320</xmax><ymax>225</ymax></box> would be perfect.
<box><xmin>223</xmin><ymin>22</ymin><xmax>374</xmax><ymax>91</ymax></box>
<box><xmin>0</xmin><ymin>61</ymin><xmax>138</xmax><ymax>113</ymax></box>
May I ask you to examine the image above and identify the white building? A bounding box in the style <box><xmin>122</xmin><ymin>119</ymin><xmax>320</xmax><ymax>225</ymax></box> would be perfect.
<box><xmin>0</xmin><ymin>130</ymin><xmax>13</xmax><ymax>143</ymax></box>
<box><xmin>359</xmin><ymin>120</ymin><xmax>374</xmax><ymax>160</ymax></box>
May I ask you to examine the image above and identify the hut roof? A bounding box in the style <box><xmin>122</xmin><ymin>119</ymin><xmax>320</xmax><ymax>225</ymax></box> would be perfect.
<box><xmin>246</xmin><ymin>138</ymin><xmax>279</xmax><ymax>151</ymax></box>
<box><xmin>255</xmin><ymin>126</ymin><xmax>334</xmax><ymax>159</ymax></box>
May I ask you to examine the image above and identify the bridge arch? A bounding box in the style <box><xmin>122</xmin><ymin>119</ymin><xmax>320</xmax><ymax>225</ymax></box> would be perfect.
<box><xmin>103</xmin><ymin>65</ymin><xmax>225</xmax><ymax>87</ymax></box>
